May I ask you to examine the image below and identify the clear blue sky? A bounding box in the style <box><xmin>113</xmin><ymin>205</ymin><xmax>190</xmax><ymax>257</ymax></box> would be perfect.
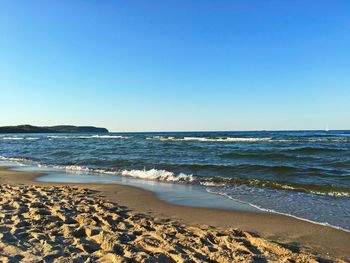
<box><xmin>1</xmin><ymin>1</ymin><xmax>349</xmax><ymax>132</ymax></box>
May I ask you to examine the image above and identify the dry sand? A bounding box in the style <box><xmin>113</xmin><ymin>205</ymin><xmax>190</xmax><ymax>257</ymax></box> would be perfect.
<box><xmin>0</xmin><ymin>167</ymin><xmax>349</xmax><ymax>262</ymax></box>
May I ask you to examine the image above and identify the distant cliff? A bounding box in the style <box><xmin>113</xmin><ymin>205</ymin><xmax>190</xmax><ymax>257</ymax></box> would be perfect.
<box><xmin>0</xmin><ymin>125</ymin><xmax>109</xmax><ymax>133</ymax></box>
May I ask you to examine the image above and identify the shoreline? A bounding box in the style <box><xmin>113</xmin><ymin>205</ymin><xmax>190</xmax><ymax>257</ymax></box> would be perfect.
<box><xmin>206</xmin><ymin>188</ymin><xmax>350</xmax><ymax>234</ymax></box>
<box><xmin>1</xmin><ymin>166</ymin><xmax>349</xmax><ymax>261</ymax></box>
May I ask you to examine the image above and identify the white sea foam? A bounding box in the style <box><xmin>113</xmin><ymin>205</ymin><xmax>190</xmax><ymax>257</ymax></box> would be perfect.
<box><xmin>0</xmin><ymin>156</ymin><xmax>33</xmax><ymax>167</ymax></box>
<box><xmin>310</xmin><ymin>190</ymin><xmax>350</xmax><ymax>197</ymax></box>
<box><xmin>64</xmin><ymin>165</ymin><xmax>91</xmax><ymax>172</ymax></box>
<box><xmin>146</xmin><ymin>136</ymin><xmax>176</xmax><ymax>141</ymax></box>
<box><xmin>146</xmin><ymin>136</ymin><xmax>350</xmax><ymax>143</ymax></box>
<box><xmin>147</xmin><ymin>136</ymin><xmax>273</xmax><ymax>142</ymax></box>
<box><xmin>200</xmin><ymin>181</ymin><xmax>226</xmax><ymax>187</ymax></box>
<box><xmin>121</xmin><ymin>168</ymin><xmax>194</xmax><ymax>182</ymax></box>
<box><xmin>0</xmin><ymin>156</ymin><xmax>30</xmax><ymax>162</ymax></box>
<box><xmin>91</xmin><ymin>135</ymin><xmax>131</xmax><ymax>139</ymax></box>
<box><xmin>47</xmin><ymin>135</ymin><xmax>131</xmax><ymax>139</ymax></box>
<box><xmin>57</xmin><ymin>166</ymin><xmax>195</xmax><ymax>184</ymax></box>
<box><xmin>1</xmin><ymin>137</ymin><xmax>40</xmax><ymax>140</ymax></box>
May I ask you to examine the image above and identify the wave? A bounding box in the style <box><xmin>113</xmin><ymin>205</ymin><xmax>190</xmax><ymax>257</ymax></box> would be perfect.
<box><xmin>53</xmin><ymin>165</ymin><xmax>350</xmax><ymax>197</ymax></box>
<box><xmin>146</xmin><ymin>136</ymin><xmax>350</xmax><ymax>143</ymax></box>
<box><xmin>64</xmin><ymin>165</ymin><xmax>91</xmax><ymax>172</ymax></box>
<box><xmin>44</xmin><ymin>165</ymin><xmax>350</xmax><ymax>197</ymax></box>
<box><xmin>1</xmin><ymin>137</ymin><xmax>40</xmax><ymax>140</ymax></box>
<box><xmin>182</xmin><ymin>137</ymin><xmax>272</xmax><ymax>142</ymax></box>
<box><xmin>92</xmin><ymin>135</ymin><xmax>131</xmax><ymax>139</ymax></box>
<box><xmin>146</xmin><ymin>136</ymin><xmax>273</xmax><ymax>142</ymax></box>
<box><xmin>2</xmin><ymin>134</ymin><xmax>350</xmax><ymax>143</ymax></box>
<box><xmin>287</xmin><ymin>147</ymin><xmax>348</xmax><ymax>154</ymax></box>
<box><xmin>121</xmin><ymin>169</ymin><xmax>194</xmax><ymax>182</ymax></box>
<box><xmin>0</xmin><ymin>156</ymin><xmax>32</xmax><ymax>162</ymax></box>
<box><xmin>1</xmin><ymin>156</ymin><xmax>349</xmax><ymax>197</ymax></box>
<box><xmin>57</xmin><ymin>160</ymin><xmax>302</xmax><ymax>176</ymax></box>
<box><xmin>162</xmin><ymin>163</ymin><xmax>301</xmax><ymax>174</ymax></box>
<box><xmin>62</xmin><ymin>165</ymin><xmax>195</xmax><ymax>183</ymax></box>
<box><xmin>62</xmin><ymin>166</ymin><xmax>195</xmax><ymax>182</ymax></box>
<box><xmin>47</xmin><ymin>135</ymin><xmax>131</xmax><ymax>139</ymax></box>
<box><xmin>198</xmin><ymin>176</ymin><xmax>350</xmax><ymax>197</ymax></box>
<box><xmin>0</xmin><ymin>135</ymin><xmax>131</xmax><ymax>140</ymax></box>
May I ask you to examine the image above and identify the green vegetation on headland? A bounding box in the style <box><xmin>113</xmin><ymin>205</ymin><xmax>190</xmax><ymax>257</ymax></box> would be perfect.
<box><xmin>0</xmin><ymin>125</ymin><xmax>109</xmax><ymax>133</ymax></box>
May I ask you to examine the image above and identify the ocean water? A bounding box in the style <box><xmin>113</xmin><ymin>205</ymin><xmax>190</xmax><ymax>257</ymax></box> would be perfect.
<box><xmin>0</xmin><ymin>130</ymin><xmax>349</xmax><ymax>231</ymax></box>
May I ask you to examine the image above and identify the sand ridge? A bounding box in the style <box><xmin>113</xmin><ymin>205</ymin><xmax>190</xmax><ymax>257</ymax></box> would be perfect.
<box><xmin>0</xmin><ymin>184</ymin><xmax>341</xmax><ymax>262</ymax></box>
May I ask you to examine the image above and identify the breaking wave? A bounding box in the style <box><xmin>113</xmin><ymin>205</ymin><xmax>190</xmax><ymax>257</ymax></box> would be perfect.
<box><xmin>47</xmin><ymin>135</ymin><xmax>131</xmax><ymax>139</ymax></box>
<box><xmin>121</xmin><ymin>169</ymin><xmax>194</xmax><ymax>182</ymax></box>
<box><xmin>146</xmin><ymin>136</ymin><xmax>350</xmax><ymax>143</ymax></box>
<box><xmin>60</xmin><ymin>165</ymin><xmax>195</xmax><ymax>183</ymax></box>
<box><xmin>0</xmin><ymin>156</ymin><xmax>32</xmax><ymax>162</ymax></box>
<box><xmin>1</xmin><ymin>137</ymin><xmax>40</xmax><ymax>140</ymax></box>
<box><xmin>146</xmin><ymin>136</ymin><xmax>272</xmax><ymax>142</ymax></box>
<box><xmin>1</xmin><ymin>155</ymin><xmax>348</xmax><ymax>197</ymax></box>
<box><xmin>63</xmin><ymin>166</ymin><xmax>350</xmax><ymax>197</ymax></box>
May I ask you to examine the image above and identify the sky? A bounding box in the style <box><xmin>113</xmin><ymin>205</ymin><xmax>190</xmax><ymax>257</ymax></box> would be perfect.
<box><xmin>0</xmin><ymin>1</ymin><xmax>349</xmax><ymax>132</ymax></box>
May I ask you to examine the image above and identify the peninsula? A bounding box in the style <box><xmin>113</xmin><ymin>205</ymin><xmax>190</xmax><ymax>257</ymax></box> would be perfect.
<box><xmin>0</xmin><ymin>125</ymin><xmax>109</xmax><ymax>133</ymax></box>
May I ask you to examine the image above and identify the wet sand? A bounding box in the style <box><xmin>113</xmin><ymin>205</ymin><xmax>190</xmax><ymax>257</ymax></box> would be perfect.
<box><xmin>0</xmin><ymin>166</ymin><xmax>349</xmax><ymax>262</ymax></box>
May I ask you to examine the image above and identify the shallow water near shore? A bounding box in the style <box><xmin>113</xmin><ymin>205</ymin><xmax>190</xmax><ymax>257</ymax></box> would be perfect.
<box><xmin>10</xmin><ymin>165</ymin><xmax>259</xmax><ymax>212</ymax></box>
<box><xmin>1</xmin><ymin>130</ymin><xmax>349</xmax><ymax>231</ymax></box>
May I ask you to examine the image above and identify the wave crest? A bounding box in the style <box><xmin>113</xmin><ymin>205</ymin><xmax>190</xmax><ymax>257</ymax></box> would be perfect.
<box><xmin>121</xmin><ymin>169</ymin><xmax>194</xmax><ymax>182</ymax></box>
<box><xmin>0</xmin><ymin>156</ymin><xmax>31</xmax><ymax>162</ymax></box>
<box><xmin>146</xmin><ymin>136</ymin><xmax>350</xmax><ymax>143</ymax></box>
<box><xmin>1</xmin><ymin>137</ymin><xmax>40</xmax><ymax>140</ymax></box>
<box><xmin>147</xmin><ymin>136</ymin><xmax>272</xmax><ymax>142</ymax></box>
<box><xmin>1</xmin><ymin>156</ymin><xmax>349</xmax><ymax>197</ymax></box>
<box><xmin>47</xmin><ymin>135</ymin><xmax>131</xmax><ymax>139</ymax></box>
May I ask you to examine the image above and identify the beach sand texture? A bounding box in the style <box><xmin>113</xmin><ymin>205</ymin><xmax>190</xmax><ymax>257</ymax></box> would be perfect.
<box><xmin>0</xmin><ymin>183</ymin><xmax>325</xmax><ymax>262</ymax></box>
<box><xmin>0</xmin><ymin>166</ymin><xmax>349</xmax><ymax>262</ymax></box>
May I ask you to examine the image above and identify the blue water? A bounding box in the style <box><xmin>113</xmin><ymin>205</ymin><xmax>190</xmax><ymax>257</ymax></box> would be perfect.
<box><xmin>12</xmin><ymin>166</ymin><xmax>258</xmax><ymax>212</ymax></box>
<box><xmin>0</xmin><ymin>130</ymin><xmax>349</xmax><ymax>231</ymax></box>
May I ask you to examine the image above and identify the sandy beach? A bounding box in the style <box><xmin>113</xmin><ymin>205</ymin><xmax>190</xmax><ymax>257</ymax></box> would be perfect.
<box><xmin>0</xmin><ymin>166</ymin><xmax>349</xmax><ymax>262</ymax></box>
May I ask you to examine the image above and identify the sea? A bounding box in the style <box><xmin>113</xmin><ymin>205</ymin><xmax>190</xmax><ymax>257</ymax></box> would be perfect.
<box><xmin>0</xmin><ymin>130</ymin><xmax>349</xmax><ymax>231</ymax></box>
